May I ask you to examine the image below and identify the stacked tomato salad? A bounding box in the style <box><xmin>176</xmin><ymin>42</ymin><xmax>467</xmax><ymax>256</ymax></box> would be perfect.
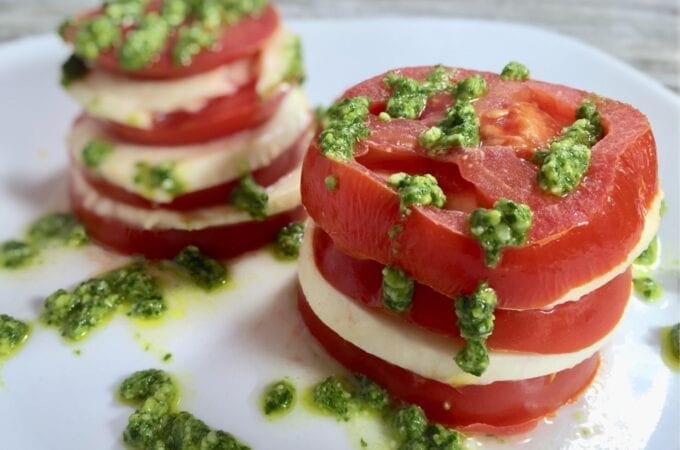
<box><xmin>59</xmin><ymin>0</ymin><xmax>310</xmax><ymax>259</ymax></box>
<box><xmin>298</xmin><ymin>64</ymin><xmax>661</xmax><ymax>434</ymax></box>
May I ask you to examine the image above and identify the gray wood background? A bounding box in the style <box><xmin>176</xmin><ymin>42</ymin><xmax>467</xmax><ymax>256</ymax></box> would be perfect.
<box><xmin>1</xmin><ymin>0</ymin><xmax>677</xmax><ymax>92</ymax></box>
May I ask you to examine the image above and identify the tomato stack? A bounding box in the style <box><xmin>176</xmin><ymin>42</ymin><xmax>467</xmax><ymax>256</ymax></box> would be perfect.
<box><xmin>298</xmin><ymin>66</ymin><xmax>660</xmax><ymax>433</ymax></box>
<box><xmin>60</xmin><ymin>0</ymin><xmax>310</xmax><ymax>258</ymax></box>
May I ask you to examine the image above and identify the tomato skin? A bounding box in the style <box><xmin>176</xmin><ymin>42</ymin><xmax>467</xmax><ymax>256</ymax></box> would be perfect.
<box><xmin>78</xmin><ymin>127</ymin><xmax>310</xmax><ymax>211</ymax></box>
<box><xmin>300</xmin><ymin>67</ymin><xmax>658</xmax><ymax>310</ymax></box>
<box><xmin>104</xmin><ymin>84</ymin><xmax>286</xmax><ymax>146</ymax></box>
<box><xmin>70</xmin><ymin>179</ymin><xmax>304</xmax><ymax>259</ymax></box>
<box><xmin>298</xmin><ymin>289</ymin><xmax>601</xmax><ymax>431</ymax></box>
<box><xmin>312</xmin><ymin>226</ymin><xmax>632</xmax><ymax>354</ymax></box>
<box><xmin>69</xmin><ymin>5</ymin><xmax>280</xmax><ymax>80</ymax></box>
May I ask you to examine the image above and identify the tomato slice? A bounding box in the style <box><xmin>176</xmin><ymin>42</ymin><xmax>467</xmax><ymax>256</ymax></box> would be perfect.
<box><xmin>70</xmin><ymin>180</ymin><xmax>304</xmax><ymax>259</ymax></box>
<box><xmin>312</xmin><ymin>226</ymin><xmax>631</xmax><ymax>354</ymax></box>
<box><xmin>301</xmin><ymin>66</ymin><xmax>658</xmax><ymax>309</ymax></box>
<box><xmin>78</xmin><ymin>127</ymin><xmax>309</xmax><ymax>211</ymax></box>
<box><xmin>298</xmin><ymin>289</ymin><xmax>600</xmax><ymax>432</ymax></box>
<box><xmin>67</xmin><ymin>5</ymin><xmax>280</xmax><ymax>79</ymax></box>
<box><xmin>104</xmin><ymin>84</ymin><xmax>286</xmax><ymax>145</ymax></box>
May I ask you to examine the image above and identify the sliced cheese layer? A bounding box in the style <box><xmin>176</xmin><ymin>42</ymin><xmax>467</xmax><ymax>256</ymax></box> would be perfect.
<box><xmin>71</xmin><ymin>166</ymin><xmax>302</xmax><ymax>231</ymax></box>
<box><xmin>67</xmin><ymin>26</ymin><xmax>299</xmax><ymax>128</ymax></box>
<box><xmin>299</xmin><ymin>221</ymin><xmax>624</xmax><ymax>386</ymax></box>
<box><xmin>69</xmin><ymin>88</ymin><xmax>310</xmax><ymax>203</ymax></box>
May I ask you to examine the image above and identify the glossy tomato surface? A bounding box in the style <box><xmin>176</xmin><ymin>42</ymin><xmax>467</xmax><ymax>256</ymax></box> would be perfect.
<box><xmin>105</xmin><ymin>84</ymin><xmax>286</xmax><ymax>145</ymax></box>
<box><xmin>298</xmin><ymin>290</ymin><xmax>600</xmax><ymax>432</ymax></box>
<box><xmin>312</xmin><ymin>226</ymin><xmax>632</xmax><ymax>354</ymax></box>
<box><xmin>301</xmin><ymin>66</ymin><xmax>658</xmax><ymax>309</ymax></box>
<box><xmin>66</xmin><ymin>5</ymin><xmax>279</xmax><ymax>79</ymax></box>
<box><xmin>78</xmin><ymin>127</ymin><xmax>309</xmax><ymax>211</ymax></box>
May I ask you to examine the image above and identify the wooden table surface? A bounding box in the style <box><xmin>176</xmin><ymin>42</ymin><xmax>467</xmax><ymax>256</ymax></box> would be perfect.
<box><xmin>1</xmin><ymin>0</ymin><xmax>677</xmax><ymax>92</ymax></box>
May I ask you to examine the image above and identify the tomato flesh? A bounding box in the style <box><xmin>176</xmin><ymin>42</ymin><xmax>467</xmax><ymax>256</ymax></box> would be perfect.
<box><xmin>298</xmin><ymin>289</ymin><xmax>601</xmax><ymax>431</ymax></box>
<box><xmin>70</xmin><ymin>179</ymin><xmax>304</xmax><ymax>259</ymax></box>
<box><xmin>78</xmin><ymin>127</ymin><xmax>309</xmax><ymax>211</ymax></box>
<box><xmin>312</xmin><ymin>226</ymin><xmax>631</xmax><ymax>354</ymax></box>
<box><xmin>301</xmin><ymin>66</ymin><xmax>658</xmax><ymax>309</ymax></box>
<box><xmin>104</xmin><ymin>84</ymin><xmax>286</xmax><ymax>145</ymax></box>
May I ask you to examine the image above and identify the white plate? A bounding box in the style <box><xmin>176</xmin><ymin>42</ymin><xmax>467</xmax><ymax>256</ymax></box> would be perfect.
<box><xmin>0</xmin><ymin>18</ymin><xmax>678</xmax><ymax>450</ymax></box>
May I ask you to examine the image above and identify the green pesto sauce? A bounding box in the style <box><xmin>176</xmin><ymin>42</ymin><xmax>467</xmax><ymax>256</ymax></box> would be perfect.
<box><xmin>173</xmin><ymin>23</ymin><xmax>216</xmax><ymax>66</ymax></box>
<box><xmin>387</xmin><ymin>172</ymin><xmax>446</xmax><ymax>215</ymax></box>
<box><xmin>310</xmin><ymin>374</ymin><xmax>464</xmax><ymax>449</ymax></box>
<box><xmin>381</xmin><ymin>266</ymin><xmax>414</xmax><ymax>312</ymax></box>
<box><xmin>105</xmin><ymin>0</ymin><xmax>148</xmax><ymax>24</ymax></box>
<box><xmin>118</xmin><ymin>368</ymin><xmax>251</xmax><ymax>450</ymax></box>
<box><xmin>173</xmin><ymin>246</ymin><xmax>228</xmax><ymax>291</ymax></box>
<box><xmin>418</xmin><ymin>100</ymin><xmax>480</xmax><ymax>154</ymax></box>
<box><xmin>454</xmin><ymin>281</ymin><xmax>498</xmax><ymax>376</ymax></box>
<box><xmin>284</xmin><ymin>35</ymin><xmax>305</xmax><ymax>83</ymax></box>
<box><xmin>632</xmin><ymin>275</ymin><xmax>663</xmax><ymax>301</ymax></box>
<box><xmin>230</xmin><ymin>174</ymin><xmax>269</xmax><ymax>220</ymax></box>
<box><xmin>119</xmin><ymin>12</ymin><xmax>170</xmax><ymax>71</ymax></box>
<box><xmin>661</xmin><ymin>324</ymin><xmax>680</xmax><ymax>372</ymax></box>
<box><xmin>324</xmin><ymin>174</ymin><xmax>338</xmax><ymax>192</ymax></box>
<box><xmin>453</xmin><ymin>74</ymin><xmax>487</xmax><ymax>102</ymax></box>
<box><xmin>261</xmin><ymin>379</ymin><xmax>296</xmax><ymax>417</ymax></box>
<box><xmin>383</xmin><ymin>66</ymin><xmax>454</xmax><ymax>119</ymax></box>
<box><xmin>635</xmin><ymin>236</ymin><xmax>659</xmax><ymax>266</ymax></box>
<box><xmin>82</xmin><ymin>139</ymin><xmax>114</xmax><ymax>168</ymax></box>
<box><xmin>274</xmin><ymin>222</ymin><xmax>305</xmax><ymax>259</ymax></box>
<box><xmin>61</xmin><ymin>53</ymin><xmax>89</xmax><ymax>86</ymax></box>
<box><xmin>134</xmin><ymin>161</ymin><xmax>185</xmax><ymax>197</ymax></box>
<box><xmin>469</xmin><ymin>198</ymin><xmax>532</xmax><ymax>267</ymax></box>
<box><xmin>318</xmin><ymin>97</ymin><xmax>371</xmax><ymax>162</ymax></box>
<box><xmin>500</xmin><ymin>61</ymin><xmax>530</xmax><ymax>81</ymax></box>
<box><xmin>537</xmin><ymin>99</ymin><xmax>603</xmax><ymax>196</ymax></box>
<box><xmin>1</xmin><ymin>212</ymin><xmax>89</xmax><ymax>270</ymax></box>
<box><xmin>41</xmin><ymin>261</ymin><xmax>165</xmax><ymax>341</ymax></box>
<box><xmin>73</xmin><ymin>16</ymin><xmax>121</xmax><ymax>61</ymax></box>
<box><xmin>0</xmin><ymin>314</ymin><xmax>30</xmax><ymax>358</ymax></box>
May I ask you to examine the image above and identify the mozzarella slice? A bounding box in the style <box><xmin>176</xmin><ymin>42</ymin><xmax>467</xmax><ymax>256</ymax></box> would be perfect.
<box><xmin>66</xmin><ymin>26</ymin><xmax>299</xmax><ymax>128</ymax></box>
<box><xmin>298</xmin><ymin>221</ymin><xmax>624</xmax><ymax>386</ymax></box>
<box><xmin>69</xmin><ymin>87</ymin><xmax>310</xmax><ymax>203</ymax></box>
<box><xmin>71</xmin><ymin>166</ymin><xmax>302</xmax><ymax>231</ymax></box>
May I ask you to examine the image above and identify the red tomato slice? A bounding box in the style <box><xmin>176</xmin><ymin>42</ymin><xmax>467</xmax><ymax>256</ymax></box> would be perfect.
<box><xmin>70</xmin><ymin>180</ymin><xmax>304</xmax><ymax>259</ymax></box>
<box><xmin>66</xmin><ymin>5</ymin><xmax>279</xmax><ymax>79</ymax></box>
<box><xmin>104</xmin><ymin>84</ymin><xmax>286</xmax><ymax>145</ymax></box>
<box><xmin>78</xmin><ymin>127</ymin><xmax>309</xmax><ymax>211</ymax></box>
<box><xmin>298</xmin><ymin>289</ymin><xmax>600</xmax><ymax>432</ymax></box>
<box><xmin>301</xmin><ymin>66</ymin><xmax>658</xmax><ymax>309</ymax></box>
<box><xmin>312</xmin><ymin>226</ymin><xmax>631</xmax><ymax>354</ymax></box>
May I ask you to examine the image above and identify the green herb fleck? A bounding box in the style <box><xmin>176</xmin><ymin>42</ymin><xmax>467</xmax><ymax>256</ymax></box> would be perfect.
<box><xmin>453</xmin><ymin>74</ymin><xmax>487</xmax><ymax>102</ymax></box>
<box><xmin>274</xmin><ymin>222</ymin><xmax>305</xmax><ymax>258</ymax></box>
<box><xmin>670</xmin><ymin>324</ymin><xmax>680</xmax><ymax>360</ymax></box>
<box><xmin>230</xmin><ymin>174</ymin><xmax>268</xmax><ymax>220</ymax></box>
<box><xmin>382</xmin><ymin>266</ymin><xmax>414</xmax><ymax>312</ymax></box>
<box><xmin>387</xmin><ymin>172</ymin><xmax>446</xmax><ymax>215</ymax></box>
<box><xmin>312</xmin><ymin>376</ymin><xmax>354</xmax><ymax>421</ymax></box>
<box><xmin>324</xmin><ymin>174</ymin><xmax>338</xmax><ymax>192</ymax></box>
<box><xmin>393</xmin><ymin>405</ymin><xmax>428</xmax><ymax>441</ymax></box>
<box><xmin>61</xmin><ymin>53</ymin><xmax>89</xmax><ymax>86</ymax></box>
<box><xmin>173</xmin><ymin>23</ymin><xmax>216</xmax><ymax>66</ymax></box>
<box><xmin>73</xmin><ymin>16</ymin><xmax>121</xmax><ymax>61</ymax></box>
<box><xmin>469</xmin><ymin>199</ymin><xmax>532</xmax><ymax>267</ymax></box>
<box><xmin>537</xmin><ymin>99</ymin><xmax>603</xmax><ymax>196</ymax></box>
<box><xmin>134</xmin><ymin>161</ymin><xmax>184</xmax><ymax>197</ymax></box>
<box><xmin>318</xmin><ymin>97</ymin><xmax>370</xmax><ymax>162</ymax></box>
<box><xmin>81</xmin><ymin>139</ymin><xmax>114</xmax><ymax>168</ymax></box>
<box><xmin>633</xmin><ymin>275</ymin><xmax>662</xmax><ymax>301</ymax></box>
<box><xmin>500</xmin><ymin>61</ymin><xmax>530</xmax><ymax>81</ymax></box>
<box><xmin>173</xmin><ymin>246</ymin><xmax>228</xmax><ymax>291</ymax></box>
<box><xmin>262</xmin><ymin>380</ymin><xmax>296</xmax><ymax>417</ymax></box>
<box><xmin>0</xmin><ymin>314</ymin><xmax>30</xmax><ymax>358</ymax></box>
<box><xmin>353</xmin><ymin>374</ymin><xmax>389</xmax><ymax>412</ymax></box>
<box><xmin>418</xmin><ymin>100</ymin><xmax>480</xmax><ymax>154</ymax></box>
<box><xmin>635</xmin><ymin>236</ymin><xmax>658</xmax><ymax>266</ymax></box>
<box><xmin>118</xmin><ymin>12</ymin><xmax>169</xmax><ymax>71</ymax></box>
<box><xmin>104</xmin><ymin>0</ymin><xmax>147</xmax><ymax>24</ymax></box>
<box><xmin>162</xmin><ymin>352</ymin><xmax>173</xmax><ymax>362</ymax></box>
<box><xmin>27</xmin><ymin>212</ymin><xmax>89</xmax><ymax>247</ymax></box>
<box><xmin>161</xmin><ymin>0</ymin><xmax>190</xmax><ymax>26</ymax></box>
<box><xmin>0</xmin><ymin>240</ymin><xmax>36</xmax><ymax>269</ymax></box>
<box><xmin>454</xmin><ymin>281</ymin><xmax>497</xmax><ymax>376</ymax></box>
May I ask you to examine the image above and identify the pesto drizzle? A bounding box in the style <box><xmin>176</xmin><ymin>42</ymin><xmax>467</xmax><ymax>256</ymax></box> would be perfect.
<box><xmin>500</xmin><ymin>61</ymin><xmax>530</xmax><ymax>81</ymax></box>
<box><xmin>82</xmin><ymin>139</ymin><xmax>114</xmax><ymax>168</ymax></box>
<box><xmin>454</xmin><ymin>281</ymin><xmax>497</xmax><ymax>376</ymax></box>
<box><xmin>274</xmin><ymin>222</ymin><xmax>305</xmax><ymax>258</ymax></box>
<box><xmin>382</xmin><ymin>266</ymin><xmax>414</xmax><ymax>312</ymax></box>
<box><xmin>230</xmin><ymin>174</ymin><xmax>269</xmax><ymax>220</ymax></box>
<box><xmin>632</xmin><ymin>236</ymin><xmax>663</xmax><ymax>301</ymax></box>
<box><xmin>134</xmin><ymin>161</ymin><xmax>185</xmax><ymax>197</ymax></box>
<box><xmin>387</xmin><ymin>172</ymin><xmax>446</xmax><ymax>215</ymax></box>
<box><xmin>383</xmin><ymin>66</ymin><xmax>454</xmax><ymax>119</ymax></box>
<box><xmin>119</xmin><ymin>368</ymin><xmax>250</xmax><ymax>449</ymax></box>
<box><xmin>318</xmin><ymin>97</ymin><xmax>371</xmax><ymax>162</ymax></box>
<box><xmin>173</xmin><ymin>245</ymin><xmax>228</xmax><ymax>291</ymax></box>
<box><xmin>469</xmin><ymin>199</ymin><xmax>532</xmax><ymax>267</ymax></box>
<box><xmin>0</xmin><ymin>314</ymin><xmax>30</xmax><ymax>358</ymax></box>
<box><xmin>536</xmin><ymin>99</ymin><xmax>603</xmax><ymax>196</ymax></box>
<box><xmin>261</xmin><ymin>379</ymin><xmax>296</xmax><ymax>417</ymax></box>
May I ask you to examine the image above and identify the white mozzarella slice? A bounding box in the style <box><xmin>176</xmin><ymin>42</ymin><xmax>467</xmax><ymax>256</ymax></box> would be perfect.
<box><xmin>257</xmin><ymin>27</ymin><xmax>300</xmax><ymax>95</ymax></box>
<box><xmin>298</xmin><ymin>221</ymin><xmax>625</xmax><ymax>386</ymax></box>
<box><xmin>69</xmin><ymin>87</ymin><xmax>310</xmax><ymax>203</ymax></box>
<box><xmin>71</xmin><ymin>166</ymin><xmax>302</xmax><ymax>231</ymax></box>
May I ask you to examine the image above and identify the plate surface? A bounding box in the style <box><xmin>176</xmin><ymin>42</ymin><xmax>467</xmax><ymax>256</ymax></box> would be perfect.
<box><xmin>0</xmin><ymin>18</ymin><xmax>678</xmax><ymax>450</ymax></box>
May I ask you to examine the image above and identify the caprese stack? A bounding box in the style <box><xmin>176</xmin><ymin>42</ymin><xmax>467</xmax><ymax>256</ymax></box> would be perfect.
<box><xmin>60</xmin><ymin>0</ymin><xmax>311</xmax><ymax>258</ymax></box>
<box><xmin>298</xmin><ymin>65</ymin><xmax>661</xmax><ymax>433</ymax></box>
